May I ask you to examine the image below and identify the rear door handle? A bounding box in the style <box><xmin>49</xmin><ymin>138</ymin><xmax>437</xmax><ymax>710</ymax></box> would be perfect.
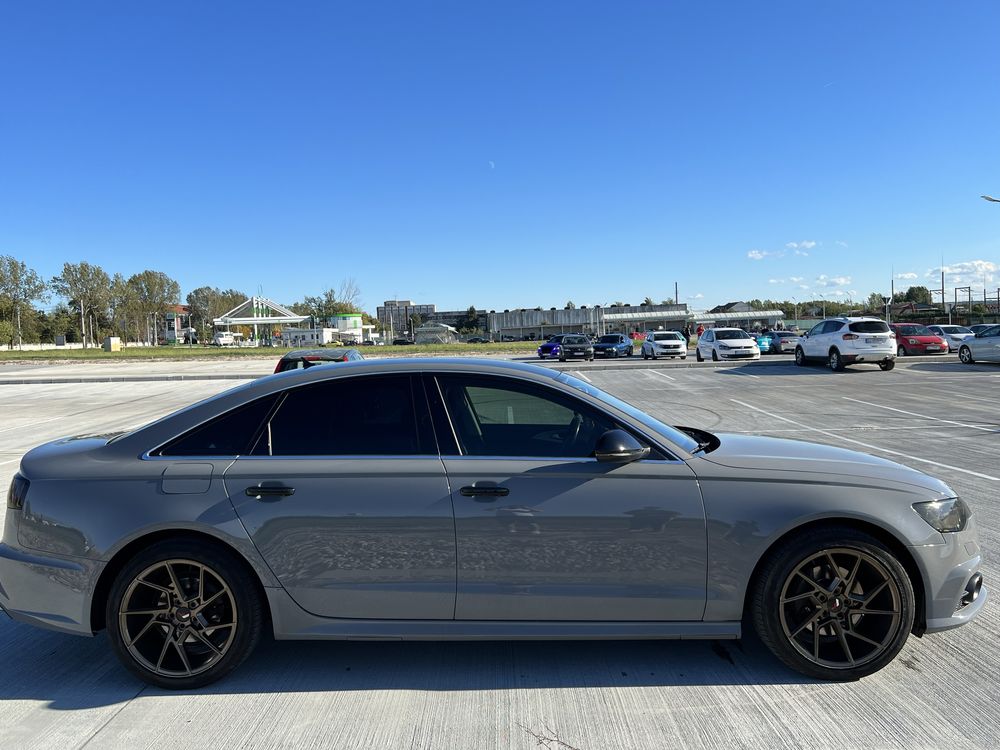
<box><xmin>459</xmin><ymin>482</ymin><xmax>510</xmax><ymax>499</ymax></box>
<box><xmin>245</xmin><ymin>483</ymin><xmax>296</xmax><ymax>501</ymax></box>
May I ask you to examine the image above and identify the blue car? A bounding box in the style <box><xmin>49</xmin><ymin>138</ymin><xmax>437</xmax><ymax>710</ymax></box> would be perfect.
<box><xmin>592</xmin><ymin>333</ymin><xmax>634</xmax><ymax>358</ymax></box>
<box><xmin>537</xmin><ymin>334</ymin><xmax>571</xmax><ymax>359</ymax></box>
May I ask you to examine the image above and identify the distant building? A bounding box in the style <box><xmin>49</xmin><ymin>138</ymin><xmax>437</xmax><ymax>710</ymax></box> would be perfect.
<box><xmin>377</xmin><ymin>300</ymin><xmax>436</xmax><ymax>338</ymax></box>
<box><xmin>415</xmin><ymin>322</ymin><xmax>459</xmax><ymax>344</ymax></box>
<box><xmin>488</xmin><ymin>303</ymin><xmax>689</xmax><ymax>341</ymax></box>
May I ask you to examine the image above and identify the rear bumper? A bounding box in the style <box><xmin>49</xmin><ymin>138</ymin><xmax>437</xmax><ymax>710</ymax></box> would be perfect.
<box><xmin>0</xmin><ymin>542</ymin><xmax>101</xmax><ymax>636</ymax></box>
<box><xmin>841</xmin><ymin>351</ymin><xmax>895</xmax><ymax>363</ymax></box>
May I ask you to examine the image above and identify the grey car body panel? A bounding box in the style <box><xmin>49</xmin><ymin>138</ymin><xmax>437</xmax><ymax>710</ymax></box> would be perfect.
<box><xmin>2</xmin><ymin>358</ymin><xmax>985</xmax><ymax>643</ymax></box>
<box><xmin>224</xmin><ymin>456</ymin><xmax>457</xmax><ymax>619</ymax></box>
<box><xmin>444</xmin><ymin>456</ymin><xmax>706</xmax><ymax>621</ymax></box>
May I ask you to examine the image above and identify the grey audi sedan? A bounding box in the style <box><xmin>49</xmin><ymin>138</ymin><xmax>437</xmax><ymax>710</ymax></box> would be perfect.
<box><xmin>1</xmin><ymin>359</ymin><xmax>985</xmax><ymax>689</ymax></box>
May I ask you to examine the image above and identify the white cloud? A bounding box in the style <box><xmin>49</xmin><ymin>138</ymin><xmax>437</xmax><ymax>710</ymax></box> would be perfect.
<box><xmin>896</xmin><ymin>272</ymin><xmax>918</xmax><ymax>280</ymax></box>
<box><xmin>687</xmin><ymin>293</ymin><xmax>704</xmax><ymax>300</ymax></box>
<box><xmin>815</xmin><ymin>274</ymin><xmax>852</xmax><ymax>288</ymax></box>
<box><xmin>798</xmin><ymin>284</ymin><xmax>810</xmax><ymax>290</ymax></box>
<box><xmin>794</xmin><ymin>249</ymin><xmax>809</xmax><ymax>256</ymax></box>
<box><xmin>786</xmin><ymin>240</ymin><xmax>817</xmax><ymax>250</ymax></box>
<box><xmin>925</xmin><ymin>260</ymin><xmax>997</xmax><ymax>288</ymax></box>
<box><xmin>747</xmin><ymin>249</ymin><xmax>781</xmax><ymax>260</ymax></box>
<box><xmin>789</xmin><ymin>276</ymin><xmax>804</xmax><ymax>283</ymax></box>
<box><xmin>768</xmin><ymin>278</ymin><xmax>784</xmax><ymax>284</ymax></box>
<box><xmin>835</xmin><ymin>240</ymin><xmax>849</xmax><ymax>248</ymax></box>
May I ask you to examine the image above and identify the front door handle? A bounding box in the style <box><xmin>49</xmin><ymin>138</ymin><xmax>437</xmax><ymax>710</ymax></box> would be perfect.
<box><xmin>460</xmin><ymin>482</ymin><xmax>510</xmax><ymax>499</ymax></box>
<box><xmin>245</xmin><ymin>483</ymin><xmax>296</xmax><ymax>501</ymax></box>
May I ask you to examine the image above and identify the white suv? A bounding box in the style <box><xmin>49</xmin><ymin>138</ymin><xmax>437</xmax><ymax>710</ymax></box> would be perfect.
<box><xmin>795</xmin><ymin>317</ymin><xmax>896</xmax><ymax>371</ymax></box>
<box><xmin>641</xmin><ymin>330</ymin><xmax>687</xmax><ymax>360</ymax></box>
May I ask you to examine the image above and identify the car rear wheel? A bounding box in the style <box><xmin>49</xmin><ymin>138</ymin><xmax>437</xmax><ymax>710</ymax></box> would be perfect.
<box><xmin>751</xmin><ymin>526</ymin><xmax>914</xmax><ymax>681</ymax></box>
<box><xmin>878</xmin><ymin>360</ymin><xmax>895</xmax><ymax>371</ymax></box>
<box><xmin>829</xmin><ymin>349</ymin><xmax>845</xmax><ymax>372</ymax></box>
<box><xmin>959</xmin><ymin>346</ymin><xmax>974</xmax><ymax>364</ymax></box>
<box><xmin>794</xmin><ymin>347</ymin><xmax>806</xmax><ymax>366</ymax></box>
<box><xmin>107</xmin><ymin>540</ymin><xmax>264</xmax><ymax>690</ymax></box>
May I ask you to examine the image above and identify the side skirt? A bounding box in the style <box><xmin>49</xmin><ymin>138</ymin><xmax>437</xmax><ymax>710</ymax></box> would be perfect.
<box><xmin>264</xmin><ymin>588</ymin><xmax>740</xmax><ymax>641</ymax></box>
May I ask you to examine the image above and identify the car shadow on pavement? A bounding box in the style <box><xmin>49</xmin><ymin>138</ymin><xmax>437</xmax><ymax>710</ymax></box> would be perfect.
<box><xmin>0</xmin><ymin>620</ymin><xmax>817</xmax><ymax>708</ymax></box>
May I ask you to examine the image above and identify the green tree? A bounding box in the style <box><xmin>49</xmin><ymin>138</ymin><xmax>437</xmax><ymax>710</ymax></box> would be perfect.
<box><xmin>866</xmin><ymin>291</ymin><xmax>888</xmax><ymax>314</ymax></box>
<box><xmin>642</xmin><ymin>296</ymin><xmax>654</xmax><ymax>306</ymax></box>
<box><xmin>187</xmin><ymin>287</ymin><xmax>247</xmax><ymax>339</ymax></box>
<box><xmin>50</xmin><ymin>261</ymin><xmax>111</xmax><ymax>348</ymax></box>
<box><xmin>565</xmin><ymin>300</ymin><xmax>576</xmax><ymax>309</ymax></box>
<box><xmin>458</xmin><ymin>305</ymin><xmax>480</xmax><ymax>333</ymax></box>
<box><xmin>0</xmin><ymin>256</ymin><xmax>48</xmax><ymax>348</ymax></box>
<box><xmin>903</xmin><ymin>285</ymin><xmax>933</xmax><ymax>305</ymax></box>
<box><xmin>127</xmin><ymin>270</ymin><xmax>181</xmax><ymax>343</ymax></box>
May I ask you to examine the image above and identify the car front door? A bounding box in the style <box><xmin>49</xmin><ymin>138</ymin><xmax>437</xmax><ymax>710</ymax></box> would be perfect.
<box><xmin>971</xmin><ymin>326</ymin><xmax>1000</xmax><ymax>361</ymax></box>
<box><xmin>430</xmin><ymin>373</ymin><xmax>707</xmax><ymax>622</ymax></box>
<box><xmin>225</xmin><ymin>374</ymin><xmax>456</xmax><ymax>620</ymax></box>
<box><xmin>700</xmin><ymin>329</ymin><xmax>714</xmax><ymax>357</ymax></box>
<box><xmin>803</xmin><ymin>322</ymin><xmax>828</xmax><ymax>357</ymax></box>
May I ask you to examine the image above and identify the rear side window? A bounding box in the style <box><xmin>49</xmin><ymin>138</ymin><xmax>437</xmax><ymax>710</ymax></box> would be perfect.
<box><xmin>849</xmin><ymin>321</ymin><xmax>890</xmax><ymax>334</ymax></box>
<box><xmin>261</xmin><ymin>375</ymin><xmax>430</xmax><ymax>456</ymax></box>
<box><xmin>157</xmin><ymin>395</ymin><xmax>279</xmax><ymax>456</ymax></box>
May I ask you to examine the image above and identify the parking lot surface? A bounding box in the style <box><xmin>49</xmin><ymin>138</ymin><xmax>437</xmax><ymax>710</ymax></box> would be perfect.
<box><xmin>0</xmin><ymin>359</ymin><xmax>996</xmax><ymax>749</ymax></box>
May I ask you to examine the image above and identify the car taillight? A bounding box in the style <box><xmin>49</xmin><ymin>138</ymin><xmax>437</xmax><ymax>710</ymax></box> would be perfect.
<box><xmin>7</xmin><ymin>473</ymin><xmax>28</xmax><ymax>510</ymax></box>
<box><xmin>842</xmin><ymin>333</ymin><xmax>858</xmax><ymax>340</ymax></box>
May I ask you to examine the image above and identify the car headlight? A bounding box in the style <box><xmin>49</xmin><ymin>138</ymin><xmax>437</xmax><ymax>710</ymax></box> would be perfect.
<box><xmin>909</xmin><ymin>338</ymin><xmax>918</xmax><ymax>345</ymax></box>
<box><xmin>718</xmin><ymin>343</ymin><xmax>731</xmax><ymax>350</ymax></box>
<box><xmin>912</xmin><ymin>497</ymin><xmax>970</xmax><ymax>532</ymax></box>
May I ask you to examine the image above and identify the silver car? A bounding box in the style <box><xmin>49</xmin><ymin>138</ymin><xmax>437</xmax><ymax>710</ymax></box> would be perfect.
<box><xmin>926</xmin><ymin>325</ymin><xmax>974</xmax><ymax>353</ymax></box>
<box><xmin>1</xmin><ymin>359</ymin><xmax>986</xmax><ymax>688</ymax></box>
<box><xmin>958</xmin><ymin>324</ymin><xmax>1000</xmax><ymax>363</ymax></box>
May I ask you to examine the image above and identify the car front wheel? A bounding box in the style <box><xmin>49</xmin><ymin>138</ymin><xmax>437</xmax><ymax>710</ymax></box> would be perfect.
<box><xmin>107</xmin><ymin>540</ymin><xmax>264</xmax><ymax>690</ymax></box>
<box><xmin>751</xmin><ymin>526</ymin><xmax>914</xmax><ymax>681</ymax></box>
<box><xmin>794</xmin><ymin>347</ymin><xmax>806</xmax><ymax>367</ymax></box>
<box><xmin>959</xmin><ymin>346</ymin><xmax>974</xmax><ymax>364</ymax></box>
<box><xmin>696</xmin><ymin>349</ymin><xmax>704</xmax><ymax>362</ymax></box>
<box><xmin>897</xmin><ymin>345</ymin><xmax>907</xmax><ymax>357</ymax></box>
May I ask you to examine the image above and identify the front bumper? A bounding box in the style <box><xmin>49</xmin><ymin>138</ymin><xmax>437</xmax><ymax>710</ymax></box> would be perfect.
<box><xmin>718</xmin><ymin>351</ymin><xmax>759</xmax><ymax>360</ymax></box>
<box><xmin>911</xmin><ymin>523</ymin><xmax>987</xmax><ymax>633</ymax></box>
<box><xmin>0</xmin><ymin>542</ymin><xmax>101</xmax><ymax>636</ymax></box>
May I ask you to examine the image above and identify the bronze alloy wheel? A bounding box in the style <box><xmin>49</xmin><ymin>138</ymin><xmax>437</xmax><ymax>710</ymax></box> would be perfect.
<box><xmin>778</xmin><ymin>548</ymin><xmax>902</xmax><ymax>671</ymax></box>
<box><xmin>118</xmin><ymin>559</ymin><xmax>238</xmax><ymax>678</ymax></box>
<box><xmin>752</xmin><ymin>526</ymin><xmax>914</xmax><ymax>680</ymax></box>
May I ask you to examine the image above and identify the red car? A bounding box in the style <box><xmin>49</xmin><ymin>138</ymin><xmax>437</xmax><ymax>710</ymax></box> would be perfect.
<box><xmin>888</xmin><ymin>324</ymin><xmax>948</xmax><ymax>356</ymax></box>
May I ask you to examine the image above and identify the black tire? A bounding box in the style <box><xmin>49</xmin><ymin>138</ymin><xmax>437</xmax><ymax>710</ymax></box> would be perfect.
<box><xmin>627</xmin><ymin>348</ymin><xmax>633</xmax><ymax>357</ymax></box>
<box><xmin>538</xmin><ymin>354</ymin><xmax>545</xmax><ymax>359</ymax></box>
<box><xmin>558</xmin><ymin>357</ymin><xmax>566</xmax><ymax>362</ymax></box>
<box><xmin>897</xmin><ymin>345</ymin><xmax>907</xmax><ymax>357</ymax></box>
<box><xmin>959</xmin><ymin>346</ymin><xmax>974</xmax><ymax>365</ymax></box>
<box><xmin>794</xmin><ymin>347</ymin><xmax>807</xmax><ymax>367</ymax></box>
<box><xmin>106</xmin><ymin>539</ymin><xmax>265</xmax><ymax>690</ymax></box>
<box><xmin>642</xmin><ymin>350</ymin><xmax>648</xmax><ymax>360</ymax></box>
<box><xmin>751</xmin><ymin>526</ymin><xmax>914</xmax><ymax>681</ymax></box>
<box><xmin>696</xmin><ymin>349</ymin><xmax>704</xmax><ymax>362</ymax></box>
<box><xmin>829</xmin><ymin>348</ymin><xmax>845</xmax><ymax>372</ymax></box>
<box><xmin>711</xmin><ymin>350</ymin><xmax>719</xmax><ymax>362</ymax></box>
<box><xmin>879</xmin><ymin>360</ymin><xmax>895</xmax><ymax>371</ymax></box>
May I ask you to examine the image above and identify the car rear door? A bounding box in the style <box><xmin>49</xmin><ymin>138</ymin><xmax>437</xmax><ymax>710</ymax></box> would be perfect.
<box><xmin>224</xmin><ymin>373</ymin><xmax>456</xmax><ymax>620</ymax></box>
<box><xmin>429</xmin><ymin>373</ymin><xmax>706</xmax><ymax>622</ymax></box>
<box><xmin>972</xmin><ymin>326</ymin><xmax>1000</xmax><ymax>361</ymax></box>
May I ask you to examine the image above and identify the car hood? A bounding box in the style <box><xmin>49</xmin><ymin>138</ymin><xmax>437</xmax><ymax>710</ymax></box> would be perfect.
<box><xmin>699</xmin><ymin>433</ymin><xmax>953</xmax><ymax>495</ymax></box>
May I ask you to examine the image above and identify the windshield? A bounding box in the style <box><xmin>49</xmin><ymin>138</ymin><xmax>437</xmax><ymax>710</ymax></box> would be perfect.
<box><xmin>598</xmin><ymin>335</ymin><xmax>621</xmax><ymax>343</ymax></box>
<box><xmin>653</xmin><ymin>332</ymin><xmax>682</xmax><ymax>341</ymax></box>
<box><xmin>715</xmin><ymin>330</ymin><xmax>751</xmax><ymax>341</ymax></box>
<box><xmin>563</xmin><ymin>336</ymin><xmax>587</xmax><ymax>344</ymax></box>
<box><xmin>555</xmin><ymin>372</ymin><xmax>700</xmax><ymax>454</ymax></box>
<box><xmin>896</xmin><ymin>325</ymin><xmax>932</xmax><ymax>336</ymax></box>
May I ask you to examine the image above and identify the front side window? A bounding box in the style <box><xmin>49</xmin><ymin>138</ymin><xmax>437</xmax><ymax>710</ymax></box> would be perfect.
<box><xmin>807</xmin><ymin>323</ymin><xmax>824</xmax><ymax>337</ymax></box>
<box><xmin>260</xmin><ymin>375</ymin><xmax>430</xmax><ymax>456</ymax></box>
<box><xmin>436</xmin><ymin>375</ymin><xmax>619</xmax><ymax>458</ymax></box>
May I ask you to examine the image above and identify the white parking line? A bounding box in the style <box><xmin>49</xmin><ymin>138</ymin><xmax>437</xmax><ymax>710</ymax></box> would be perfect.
<box><xmin>841</xmin><ymin>397</ymin><xmax>997</xmax><ymax>434</ymax></box>
<box><xmin>573</xmin><ymin>371</ymin><xmax>592</xmax><ymax>383</ymax></box>
<box><xmin>731</xmin><ymin>398</ymin><xmax>1000</xmax><ymax>481</ymax></box>
<box><xmin>647</xmin><ymin>370</ymin><xmax>675</xmax><ymax>381</ymax></box>
<box><xmin>727</xmin><ymin>371</ymin><xmax>760</xmax><ymax>378</ymax></box>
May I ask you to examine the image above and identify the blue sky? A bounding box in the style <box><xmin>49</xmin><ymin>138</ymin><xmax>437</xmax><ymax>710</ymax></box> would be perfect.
<box><xmin>3</xmin><ymin>1</ymin><xmax>999</xmax><ymax>313</ymax></box>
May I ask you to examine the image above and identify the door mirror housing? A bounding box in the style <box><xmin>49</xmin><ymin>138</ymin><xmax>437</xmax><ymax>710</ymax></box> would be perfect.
<box><xmin>594</xmin><ymin>429</ymin><xmax>650</xmax><ymax>463</ymax></box>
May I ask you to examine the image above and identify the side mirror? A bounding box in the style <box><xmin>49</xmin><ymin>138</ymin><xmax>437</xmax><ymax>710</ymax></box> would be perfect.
<box><xmin>594</xmin><ymin>429</ymin><xmax>650</xmax><ymax>463</ymax></box>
